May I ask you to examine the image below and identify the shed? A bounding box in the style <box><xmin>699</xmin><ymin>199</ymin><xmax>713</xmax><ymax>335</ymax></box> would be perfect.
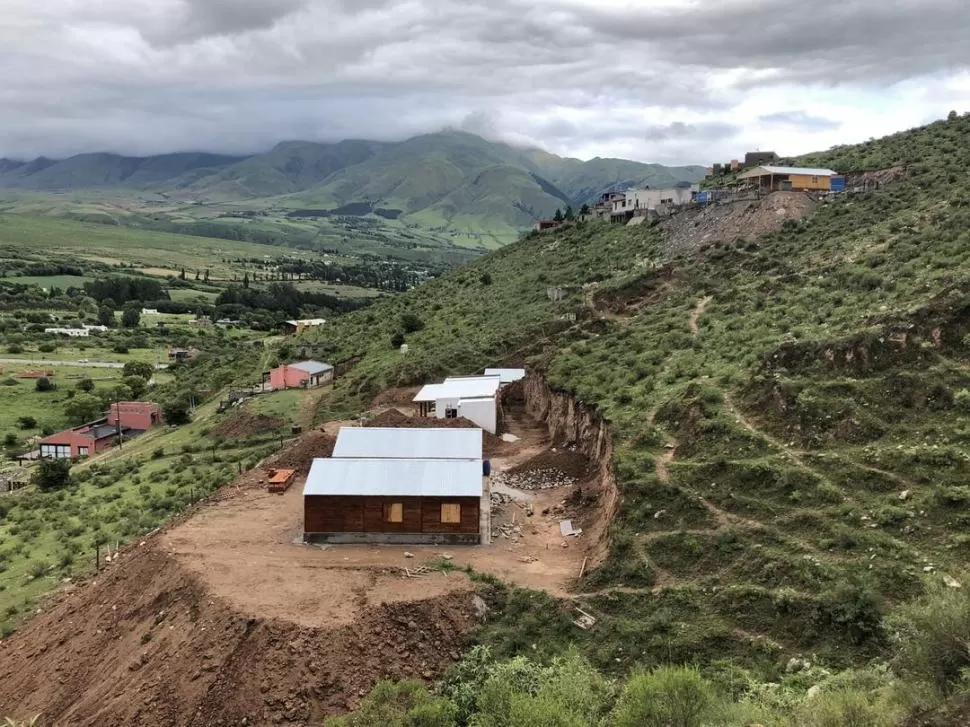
<box><xmin>269</xmin><ymin>360</ymin><xmax>334</xmax><ymax>390</ymax></box>
<box><xmin>333</xmin><ymin>427</ymin><xmax>482</xmax><ymax>460</ymax></box>
<box><xmin>303</xmin><ymin>458</ymin><xmax>483</xmax><ymax>543</ymax></box>
<box><xmin>413</xmin><ymin>377</ymin><xmax>500</xmax><ymax>433</ymax></box>
<box><xmin>737</xmin><ymin>165</ymin><xmax>837</xmax><ymax>193</ymax></box>
<box><xmin>483</xmin><ymin>368</ymin><xmax>526</xmax><ymax>384</ymax></box>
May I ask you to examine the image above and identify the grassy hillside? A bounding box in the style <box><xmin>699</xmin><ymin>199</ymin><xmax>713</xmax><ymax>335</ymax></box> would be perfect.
<box><xmin>303</xmin><ymin>114</ymin><xmax>970</xmax><ymax>684</ymax></box>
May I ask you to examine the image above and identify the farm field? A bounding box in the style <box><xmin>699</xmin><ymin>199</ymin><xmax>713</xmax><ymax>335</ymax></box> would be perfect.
<box><xmin>2</xmin><ymin>274</ymin><xmax>93</xmax><ymax>289</ymax></box>
<box><xmin>0</xmin><ymin>214</ymin><xmax>316</xmax><ymax>281</ymax></box>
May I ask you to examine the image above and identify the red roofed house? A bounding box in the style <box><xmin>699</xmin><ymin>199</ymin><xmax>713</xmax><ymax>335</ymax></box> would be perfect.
<box><xmin>39</xmin><ymin>402</ymin><xmax>162</xmax><ymax>459</ymax></box>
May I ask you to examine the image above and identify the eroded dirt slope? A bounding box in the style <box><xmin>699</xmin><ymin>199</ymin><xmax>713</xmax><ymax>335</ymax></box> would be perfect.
<box><xmin>0</xmin><ymin>541</ymin><xmax>479</xmax><ymax>727</ymax></box>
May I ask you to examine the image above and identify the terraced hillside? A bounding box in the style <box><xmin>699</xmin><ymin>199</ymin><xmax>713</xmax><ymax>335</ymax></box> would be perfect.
<box><xmin>306</xmin><ymin>113</ymin><xmax>970</xmax><ymax>676</ymax></box>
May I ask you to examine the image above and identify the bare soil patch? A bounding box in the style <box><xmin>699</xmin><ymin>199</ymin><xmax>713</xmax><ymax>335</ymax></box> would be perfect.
<box><xmin>266</xmin><ymin>429</ymin><xmax>335</xmax><ymax>475</ymax></box>
<box><xmin>509</xmin><ymin>448</ymin><xmax>592</xmax><ymax>480</ymax></box>
<box><xmin>212</xmin><ymin>410</ymin><xmax>286</xmax><ymax>439</ymax></box>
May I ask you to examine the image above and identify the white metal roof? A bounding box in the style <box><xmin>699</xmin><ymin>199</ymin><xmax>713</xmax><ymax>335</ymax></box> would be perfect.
<box><xmin>303</xmin><ymin>457</ymin><xmax>483</xmax><ymax>497</ymax></box>
<box><xmin>285</xmin><ymin>318</ymin><xmax>326</xmax><ymax>326</ymax></box>
<box><xmin>333</xmin><ymin>427</ymin><xmax>482</xmax><ymax>460</ymax></box>
<box><xmin>413</xmin><ymin>377</ymin><xmax>500</xmax><ymax>402</ymax></box>
<box><xmin>289</xmin><ymin>360</ymin><xmax>333</xmax><ymax>375</ymax></box>
<box><xmin>739</xmin><ymin>165</ymin><xmax>837</xmax><ymax>178</ymax></box>
<box><xmin>484</xmin><ymin>368</ymin><xmax>526</xmax><ymax>383</ymax></box>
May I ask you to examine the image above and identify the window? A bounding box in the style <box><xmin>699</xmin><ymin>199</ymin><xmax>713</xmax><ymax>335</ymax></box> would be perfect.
<box><xmin>40</xmin><ymin>444</ymin><xmax>71</xmax><ymax>459</ymax></box>
<box><xmin>445</xmin><ymin>408</ymin><xmax>458</xmax><ymax>419</ymax></box>
<box><xmin>383</xmin><ymin>502</ymin><xmax>403</xmax><ymax>523</ymax></box>
<box><xmin>812</xmin><ymin>175</ymin><xmax>819</xmax><ymax>183</ymax></box>
<box><xmin>78</xmin><ymin>446</ymin><xmax>89</xmax><ymax>458</ymax></box>
<box><xmin>441</xmin><ymin>503</ymin><xmax>461</xmax><ymax>524</ymax></box>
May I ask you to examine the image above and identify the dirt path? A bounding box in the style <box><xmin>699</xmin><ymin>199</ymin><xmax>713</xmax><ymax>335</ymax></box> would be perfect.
<box><xmin>722</xmin><ymin>393</ymin><xmax>819</xmax><ymax>477</ymax></box>
<box><xmin>689</xmin><ymin>295</ymin><xmax>712</xmax><ymax>336</ymax></box>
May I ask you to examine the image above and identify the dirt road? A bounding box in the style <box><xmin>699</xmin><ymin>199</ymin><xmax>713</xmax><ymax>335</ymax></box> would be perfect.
<box><xmin>0</xmin><ymin>357</ymin><xmax>168</xmax><ymax>369</ymax></box>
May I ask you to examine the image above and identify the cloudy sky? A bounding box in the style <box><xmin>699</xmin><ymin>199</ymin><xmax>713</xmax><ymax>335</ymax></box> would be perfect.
<box><xmin>2</xmin><ymin>0</ymin><xmax>970</xmax><ymax>165</ymax></box>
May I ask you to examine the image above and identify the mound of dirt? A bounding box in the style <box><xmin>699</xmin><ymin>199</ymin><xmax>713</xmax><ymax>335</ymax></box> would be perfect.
<box><xmin>370</xmin><ymin>387</ymin><xmax>420</xmax><ymax>408</ymax></box>
<box><xmin>0</xmin><ymin>543</ymin><xmax>481</xmax><ymax>726</ymax></box>
<box><xmin>662</xmin><ymin>190</ymin><xmax>818</xmax><ymax>254</ymax></box>
<box><xmin>510</xmin><ymin>449</ymin><xmax>592</xmax><ymax>480</ymax></box>
<box><xmin>266</xmin><ymin>429</ymin><xmax>335</xmax><ymax>474</ymax></box>
<box><xmin>365</xmin><ymin>408</ymin><xmax>508</xmax><ymax>457</ymax></box>
<box><xmin>212</xmin><ymin>411</ymin><xmax>286</xmax><ymax>439</ymax></box>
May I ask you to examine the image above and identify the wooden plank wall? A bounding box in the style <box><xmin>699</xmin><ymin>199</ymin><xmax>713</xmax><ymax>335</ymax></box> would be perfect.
<box><xmin>305</xmin><ymin>496</ymin><xmax>480</xmax><ymax>534</ymax></box>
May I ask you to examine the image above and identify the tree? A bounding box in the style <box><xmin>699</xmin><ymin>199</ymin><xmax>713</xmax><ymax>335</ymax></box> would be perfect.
<box><xmin>242</xmin><ymin>272</ymin><xmax>250</xmax><ymax>289</ymax></box>
<box><xmin>553</xmin><ymin>208</ymin><xmax>564</xmax><ymax>222</ymax></box>
<box><xmin>564</xmin><ymin>205</ymin><xmax>574</xmax><ymax>220</ymax></box>
<box><xmin>613</xmin><ymin>666</ymin><xmax>714</xmax><ymax>727</ymax></box>
<box><xmin>180</xmin><ymin>268</ymin><xmax>186</xmax><ymax>280</ymax></box>
<box><xmin>121</xmin><ymin>305</ymin><xmax>141</xmax><ymax>328</ymax></box>
<box><xmin>580</xmin><ymin>203</ymin><xmax>591</xmax><ymax>216</ymax></box>
<box><xmin>123</xmin><ymin>361</ymin><xmax>155</xmax><ymax>380</ymax></box>
<box><xmin>123</xmin><ymin>375</ymin><xmax>148</xmax><ymax>399</ymax></box>
<box><xmin>97</xmin><ymin>304</ymin><xmax>115</xmax><ymax>328</ymax></box>
<box><xmin>390</xmin><ymin>331</ymin><xmax>406</xmax><ymax>349</ymax></box>
<box><xmin>35</xmin><ymin>377</ymin><xmax>55</xmax><ymax>392</ymax></box>
<box><xmin>204</xmin><ymin>269</ymin><xmax>210</xmax><ymax>282</ymax></box>
<box><xmin>195</xmin><ymin>270</ymin><xmax>200</xmax><ymax>281</ymax></box>
<box><xmin>65</xmin><ymin>392</ymin><xmax>103</xmax><ymax>425</ymax></box>
<box><xmin>162</xmin><ymin>397</ymin><xmax>192</xmax><ymax>425</ymax></box>
<box><xmin>76</xmin><ymin>377</ymin><xmax>95</xmax><ymax>392</ymax></box>
<box><xmin>34</xmin><ymin>458</ymin><xmax>72</xmax><ymax>491</ymax></box>
<box><xmin>3</xmin><ymin>433</ymin><xmax>18</xmax><ymax>448</ymax></box>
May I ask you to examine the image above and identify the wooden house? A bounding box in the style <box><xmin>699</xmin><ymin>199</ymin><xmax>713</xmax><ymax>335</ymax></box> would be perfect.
<box><xmin>737</xmin><ymin>165</ymin><xmax>838</xmax><ymax>193</ymax></box>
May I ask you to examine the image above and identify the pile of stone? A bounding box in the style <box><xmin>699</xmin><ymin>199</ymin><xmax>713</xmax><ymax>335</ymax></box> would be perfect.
<box><xmin>492</xmin><ymin>468</ymin><xmax>576</xmax><ymax>491</ymax></box>
<box><xmin>490</xmin><ymin>491</ymin><xmax>512</xmax><ymax>514</ymax></box>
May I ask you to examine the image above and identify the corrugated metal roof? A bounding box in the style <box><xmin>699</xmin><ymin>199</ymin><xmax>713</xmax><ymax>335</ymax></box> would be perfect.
<box><xmin>413</xmin><ymin>378</ymin><xmax>500</xmax><ymax>402</ymax></box>
<box><xmin>285</xmin><ymin>318</ymin><xmax>326</xmax><ymax>326</ymax></box>
<box><xmin>289</xmin><ymin>360</ymin><xmax>333</xmax><ymax>375</ymax></box>
<box><xmin>739</xmin><ymin>165</ymin><xmax>837</xmax><ymax>179</ymax></box>
<box><xmin>333</xmin><ymin>427</ymin><xmax>482</xmax><ymax>460</ymax></box>
<box><xmin>484</xmin><ymin>368</ymin><xmax>526</xmax><ymax>383</ymax></box>
<box><xmin>303</xmin><ymin>458</ymin><xmax>483</xmax><ymax>497</ymax></box>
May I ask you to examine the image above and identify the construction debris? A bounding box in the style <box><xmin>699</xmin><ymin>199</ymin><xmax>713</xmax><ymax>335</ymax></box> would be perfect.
<box><xmin>573</xmin><ymin>607</ymin><xmax>597</xmax><ymax>630</ymax></box>
<box><xmin>492</xmin><ymin>469</ymin><xmax>577</xmax><ymax>491</ymax></box>
<box><xmin>401</xmin><ymin>565</ymin><xmax>432</xmax><ymax>578</ymax></box>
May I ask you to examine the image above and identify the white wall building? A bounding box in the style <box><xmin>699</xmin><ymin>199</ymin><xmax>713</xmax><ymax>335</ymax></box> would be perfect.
<box><xmin>413</xmin><ymin>377</ymin><xmax>501</xmax><ymax>433</ymax></box>
<box><xmin>45</xmin><ymin>327</ymin><xmax>89</xmax><ymax>337</ymax></box>
<box><xmin>611</xmin><ymin>185</ymin><xmax>699</xmax><ymax>216</ymax></box>
<box><xmin>483</xmin><ymin>368</ymin><xmax>526</xmax><ymax>384</ymax></box>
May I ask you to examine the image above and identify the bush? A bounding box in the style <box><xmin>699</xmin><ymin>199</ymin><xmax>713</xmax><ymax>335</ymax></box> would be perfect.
<box><xmin>894</xmin><ymin>583</ymin><xmax>970</xmax><ymax>696</ymax></box>
<box><xmin>612</xmin><ymin>666</ymin><xmax>715</xmax><ymax>727</ymax></box>
<box><xmin>76</xmin><ymin>378</ymin><xmax>95</xmax><ymax>392</ymax></box>
<box><xmin>955</xmin><ymin>389</ymin><xmax>970</xmax><ymax>413</ymax></box>
<box><xmin>37</xmin><ymin>342</ymin><xmax>56</xmax><ymax>353</ymax></box>
<box><xmin>34</xmin><ymin>377</ymin><xmax>55</xmax><ymax>392</ymax></box>
<box><xmin>33</xmin><ymin>458</ymin><xmax>72</xmax><ymax>491</ymax></box>
<box><xmin>480</xmin><ymin>272</ymin><xmax>493</xmax><ymax>286</ymax></box>
<box><xmin>6</xmin><ymin>343</ymin><xmax>24</xmax><ymax>354</ymax></box>
<box><xmin>390</xmin><ymin>331</ymin><xmax>406</xmax><ymax>349</ymax></box>
<box><xmin>400</xmin><ymin>312</ymin><xmax>425</xmax><ymax>333</ymax></box>
<box><xmin>122</xmin><ymin>361</ymin><xmax>155</xmax><ymax>380</ymax></box>
<box><xmin>112</xmin><ymin>343</ymin><xmax>130</xmax><ymax>354</ymax></box>
<box><xmin>16</xmin><ymin>416</ymin><xmax>37</xmax><ymax>430</ymax></box>
<box><xmin>162</xmin><ymin>397</ymin><xmax>192</xmax><ymax>425</ymax></box>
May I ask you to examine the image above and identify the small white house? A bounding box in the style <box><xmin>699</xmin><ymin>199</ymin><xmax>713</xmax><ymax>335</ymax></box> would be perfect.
<box><xmin>413</xmin><ymin>377</ymin><xmax>501</xmax><ymax>433</ymax></box>
<box><xmin>141</xmin><ymin>308</ymin><xmax>159</xmax><ymax>316</ymax></box>
<box><xmin>45</xmin><ymin>327</ymin><xmax>89</xmax><ymax>337</ymax></box>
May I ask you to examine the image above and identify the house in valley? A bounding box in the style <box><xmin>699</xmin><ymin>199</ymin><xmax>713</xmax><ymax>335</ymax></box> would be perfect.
<box><xmin>269</xmin><ymin>360</ymin><xmax>334</xmax><ymax>390</ymax></box>
<box><xmin>281</xmin><ymin>318</ymin><xmax>327</xmax><ymax>335</ymax></box>
<box><xmin>39</xmin><ymin>401</ymin><xmax>161</xmax><ymax>459</ymax></box>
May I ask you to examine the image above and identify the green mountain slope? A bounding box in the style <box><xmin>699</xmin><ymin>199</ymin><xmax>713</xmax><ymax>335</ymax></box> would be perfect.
<box><xmin>523</xmin><ymin>149</ymin><xmax>707</xmax><ymax>204</ymax></box>
<box><xmin>0</xmin><ymin>152</ymin><xmax>246</xmax><ymax>190</ymax></box>
<box><xmin>177</xmin><ymin>139</ymin><xmax>388</xmax><ymax>199</ymax></box>
<box><xmin>303</xmin><ymin>113</ymin><xmax>970</xmax><ymax>675</ymax></box>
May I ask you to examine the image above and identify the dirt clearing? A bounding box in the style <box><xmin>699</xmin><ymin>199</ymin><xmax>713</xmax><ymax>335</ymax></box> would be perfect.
<box><xmin>212</xmin><ymin>410</ymin><xmax>286</xmax><ymax>439</ymax></box>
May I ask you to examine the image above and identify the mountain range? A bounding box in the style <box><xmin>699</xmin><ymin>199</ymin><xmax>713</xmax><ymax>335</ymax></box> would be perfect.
<box><xmin>0</xmin><ymin>131</ymin><xmax>705</xmax><ymax>240</ymax></box>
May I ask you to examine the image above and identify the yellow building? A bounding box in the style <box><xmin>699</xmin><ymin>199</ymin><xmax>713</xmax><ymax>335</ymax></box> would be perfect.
<box><xmin>737</xmin><ymin>165</ymin><xmax>837</xmax><ymax>192</ymax></box>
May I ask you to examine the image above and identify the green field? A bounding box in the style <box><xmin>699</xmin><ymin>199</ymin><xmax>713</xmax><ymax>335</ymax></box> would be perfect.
<box><xmin>4</xmin><ymin>274</ymin><xmax>92</xmax><ymax>289</ymax></box>
<box><xmin>0</xmin><ymin>214</ymin><xmax>315</xmax><ymax>281</ymax></box>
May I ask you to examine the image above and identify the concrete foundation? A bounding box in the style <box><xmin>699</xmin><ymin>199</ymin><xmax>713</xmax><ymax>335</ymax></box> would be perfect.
<box><xmin>304</xmin><ymin>531</ymin><xmax>482</xmax><ymax>545</ymax></box>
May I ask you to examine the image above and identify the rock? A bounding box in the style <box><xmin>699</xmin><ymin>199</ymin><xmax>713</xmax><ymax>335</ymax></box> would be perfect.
<box><xmin>441</xmin><ymin>554</ymin><xmax>453</xmax><ymax>560</ymax></box>
<box><xmin>923</xmin><ymin>565</ymin><xmax>935</xmax><ymax>573</ymax></box>
<box><xmin>785</xmin><ymin>657</ymin><xmax>810</xmax><ymax>673</ymax></box>
<box><xmin>653</xmin><ymin>509</ymin><xmax>667</xmax><ymax>520</ymax></box>
<box><xmin>899</xmin><ymin>490</ymin><xmax>910</xmax><ymax>501</ymax></box>
<box><xmin>403</xmin><ymin>552</ymin><xmax>415</xmax><ymax>559</ymax></box>
<box><xmin>806</xmin><ymin>685</ymin><xmax>821</xmax><ymax>699</ymax></box>
<box><xmin>943</xmin><ymin>575</ymin><xmax>962</xmax><ymax>588</ymax></box>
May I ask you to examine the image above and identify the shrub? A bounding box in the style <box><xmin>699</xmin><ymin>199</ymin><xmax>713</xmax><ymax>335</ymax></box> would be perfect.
<box><xmin>390</xmin><ymin>331</ymin><xmax>406</xmax><ymax>349</ymax></box>
<box><xmin>16</xmin><ymin>416</ymin><xmax>36</xmax><ymax>430</ymax></box>
<box><xmin>33</xmin><ymin>458</ymin><xmax>72</xmax><ymax>491</ymax></box>
<box><xmin>112</xmin><ymin>343</ymin><xmax>130</xmax><ymax>354</ymax></box>
<box><xmin>37</xmin><ymin>342</ymin><xmax>56</xmax><ymax>353</ymax></box>
<box><xmin>122</xmin><ymin>361</ymin><xmax>155</xmax><ymax>380</ymax></box>
<box><xmin>162</xmin><ymin>397</ymin><xmax>192</xmax><ymax>425</ymax></box>
<box><xmin>76</xmin><ymin>377</ymin><xmax>95</xmax><ymax>392</ymax></box>
<box><xmin>612</xmin><ymin>666</ymin><xmax>715</xmax><ymax>727</ymax></box>
<box><xmin>894</xmin><ymin>583</ymin><xmax>970</xmax><ymax>696</ymax></box>
<box><xmin>955</xmin><ymin>389</ymin><xmax>970</xmax><ymax>413</ymax></box>
<box><xmin>6</xmin><ymin>343</ymin><xmax>24</xmax><ymax>354</ymax></box>
<box><xmin>34</xmin><ymin>377</ymin><xmax>54</xmax><ymax>392</ymax></box>
<box><xmin>400</xmin><ymin>312</ymin><xmax>424</xmax><ymax>333</ymax></box>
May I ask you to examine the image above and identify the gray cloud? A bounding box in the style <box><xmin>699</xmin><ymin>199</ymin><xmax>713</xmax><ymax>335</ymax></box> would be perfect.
<box><xmin>0</xmin><ymin>0</ymin><xmax>968</xmax><ymax>163</ymax></box>
<box><xmin>759</xmin><ymin>111</ymin><xmax>841</xmax><ymax>131</ymax></box>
